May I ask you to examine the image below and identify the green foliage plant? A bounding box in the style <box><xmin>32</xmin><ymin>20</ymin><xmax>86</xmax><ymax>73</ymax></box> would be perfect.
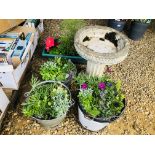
<box><xmin>49</xmin><ymin>19</ymin><xmax>86</xmax><ymax>56</ymax></box>
<box><xmin>22</xmin><ymin>77</ymin><xmax>71</xmax><ymax>120</ymax></box>
<box><xmin>75</xmin><ymin>73</ymin><xmax>125</xmax><ymax>120</ymax></box>
<box><xmin>39</xmin><ymin>57</ymin><xmax>76</xmax><ymax>82</ymax></box>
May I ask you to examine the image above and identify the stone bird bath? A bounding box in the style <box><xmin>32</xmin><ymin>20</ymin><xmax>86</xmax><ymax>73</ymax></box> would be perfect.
<box><xmin>74</xmin><ymin>26</ymin><xmax>129</xmax><ymax>76</ymax></box>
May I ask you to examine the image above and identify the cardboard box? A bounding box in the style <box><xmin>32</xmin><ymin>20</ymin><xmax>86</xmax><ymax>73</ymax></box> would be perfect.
<box><xmin>3</xmin><ymin>88</ymin><xmax>13</xmax><ymax>100</ymax></box>
<box><xmin>0</xmin><ymin>19</ymin><xmax>25</xmax><ymax>34</ymax></box>
<box><xmin>0</xmin><ymin>88</ymin><xmax>10</xmax><ymax>127</ymax></box>
<box><xmin>0</xmin><ymin>26</ymin><xmax>37</xmax><ymax>89</ymax></box>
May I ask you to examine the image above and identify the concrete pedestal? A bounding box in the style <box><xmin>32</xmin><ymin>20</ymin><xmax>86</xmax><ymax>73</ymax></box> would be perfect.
<box><xmin>86</xmin><ymin>61</ymin><xmax>106</xmax><ymax>77</ymax></box>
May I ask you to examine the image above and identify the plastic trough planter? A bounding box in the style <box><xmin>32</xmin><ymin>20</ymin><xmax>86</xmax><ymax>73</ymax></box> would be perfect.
<box><xmin>108</xmin><ymin>19</ymin><xmax>126</xmax><ymax>32</ymax></box>
<box><xmin>24</xmin><ymin>80</ymin><xmax>73</xmax><ymax>129</ymax></box>
<box><xmin>42</xmin><ymin>48</ymin><xmax>86</xmax><ymax>64</ymax></box>
<box><xmin>78</xmin><ymin>99</ymin><xmax>126</xmax><ymax>132</ymax></box>
<box><xmin>128</xmin><ymin>21</ymin><xmax>150</xmax><ymax>40</ymax></box>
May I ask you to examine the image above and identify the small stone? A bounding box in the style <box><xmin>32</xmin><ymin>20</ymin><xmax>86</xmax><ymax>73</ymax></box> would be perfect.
<box><xmin>27</xmin><ymin>120</ymin><xmax>30</xmax><ymax>123</ymax></box>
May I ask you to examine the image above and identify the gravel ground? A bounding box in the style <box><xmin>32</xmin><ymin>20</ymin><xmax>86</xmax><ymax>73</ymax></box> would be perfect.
<box><xmin>1</xmin><ymin>19</ymin><xmax>155</xmax><ymax>135</ymax></box>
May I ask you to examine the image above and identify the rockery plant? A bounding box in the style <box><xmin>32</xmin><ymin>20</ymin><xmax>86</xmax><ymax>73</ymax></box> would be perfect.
<box><xmin>76</xmin><ymin>73</ymin><xmax>125</xmax><ymax>120</ymax></box>
<box><xmin>22</xmin><ymin>76</ymin><xmax>72</xmax><ymax>121</ymax></box>
<box><xmin>39</xmin><ymin>57</ymin><xmax>76</xmax><ymax>83</ymax></box>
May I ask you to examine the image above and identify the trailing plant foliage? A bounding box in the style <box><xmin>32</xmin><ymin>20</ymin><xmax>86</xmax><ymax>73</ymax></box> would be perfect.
<box><xmin>75</xmin><ymin>73</ymin><xmax>125</xmax><ymax>119</ymax></box>
<box><xmin>22</xmin><ymin>77</ymin><xmax>71</xmax><ymax>120</ymax></box>
<box><xmin>39</xmin><ymin>57</ymin><xmax>76</xmax><ymax>82</ymax></box>
<box><xmin>49</xmin><ymin>19</ymin><xmax>86</xmax><ymax>56</ymax></box>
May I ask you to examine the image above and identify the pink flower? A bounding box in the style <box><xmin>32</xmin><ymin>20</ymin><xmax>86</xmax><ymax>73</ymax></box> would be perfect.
<box><xmin>98</xmin><ymin>82</ymin><xmax>106</xmax><ymax>90</ymax></box>
<box><xmin>81</xmin><ymin>83</ymin><xmax>87</xmax><ymax>90</ymax></box>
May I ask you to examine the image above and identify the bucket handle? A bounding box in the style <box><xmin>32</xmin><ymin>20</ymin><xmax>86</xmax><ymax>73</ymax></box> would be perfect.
<box><xmin>24</xmin><ymin>80</ymin><xmax>72</xmax><ymax>103</ymax></box>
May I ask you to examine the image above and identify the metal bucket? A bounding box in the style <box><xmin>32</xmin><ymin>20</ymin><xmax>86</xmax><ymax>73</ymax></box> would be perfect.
<box><xmin>78</xmin><ymin>99</ymin><xmax>126</xmax><ymax>131</ymax></box>
<box><xmin>24</xmin><ymin>80</ymin><xmax>73</xmax><ymax>129</ymax></box>
<box><xmin>32</xmin><ymin>114</ymin><xmax>66</xmax><ymax>129</ymax></box>
<box><xmin>78</xmin><ymin>107</ymin><xmax>109</xmax><ymax>131</ymax></box>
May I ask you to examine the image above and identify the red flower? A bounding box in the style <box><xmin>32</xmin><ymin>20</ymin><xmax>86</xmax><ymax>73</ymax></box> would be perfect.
<box><xmin>45</xmin><ymin>37</ymin><xmax>55</xmax><ymax>51</ymax></box>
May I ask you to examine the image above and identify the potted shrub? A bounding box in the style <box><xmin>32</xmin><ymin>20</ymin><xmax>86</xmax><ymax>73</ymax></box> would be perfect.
<box><xmin>22</xmin><ymin>76</ymin><xmax>73</xmax><ymax>128</ymax></box>
<box><xmin>128</xmin><ymin>19</ymin><xmax>151</xmax><ymax>40</ymax></box>
<box><xmin>108</xmin><ymin>19</ymin><xmax>127</xmax><ymax>32</ymax></box>
<box><xmin>75</xmin><ymin>73</ymin><xmax>126</xmax><ymax>131</ymax></box>
<box><xmin>39</xmin><ymin>57</ymin><xmax>77</xmax><ymax>86</ymax></box>
<box><xmin>42</xmin><ymin>19</ymin><xmax>87</xmax><ymax>63</ymax></box>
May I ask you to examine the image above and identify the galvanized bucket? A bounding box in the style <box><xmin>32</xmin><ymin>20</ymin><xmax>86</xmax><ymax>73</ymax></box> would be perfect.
<box><xmin>24</xmin><ymin>80</ymin><xmax>74</xmax><ymax>129</ymax></box>
<box><xmin>32</xmin><ymin>114</ymin><xmax>66</xmax><ymax>129</ymax></box>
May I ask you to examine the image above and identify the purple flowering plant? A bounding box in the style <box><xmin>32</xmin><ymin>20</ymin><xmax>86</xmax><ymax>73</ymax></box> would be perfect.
<box><xmin>76</xmin><ymin>73</ymin><xmax>125</xmax><ymax>119</ymax></box>
<box><xmin>81</xmin><ymin>83</ymin><xmax>88</xmax><ymax>90</ymax></box>
<box><xmin>98</xmin><ymin>82</ymin><xmax>106</xmax><ymax>90</ymax></box>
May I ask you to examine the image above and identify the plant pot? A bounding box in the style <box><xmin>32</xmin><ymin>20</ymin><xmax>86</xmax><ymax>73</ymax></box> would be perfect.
<box><xmin>61</xmin><ymin>61</ymin><xmax>77</xmax><ymax>87</ymax></box>
<box><xmin>63</xmin><ymin>74</ymin><xmax>74</xmax><ymax>88</ymax></box>
<box><xmin>78</xmin><ymin>99</ymin><xmax>126</xmax><ymax>131</ymax></box>
<box><xmin>42</xmin><ymin>48</ymin><xmax>86</xmax><ymax>64</ymax></box>
<box><xmin>128</xmin><ymin>21</ymin><xmax>149</xmax><ymax>40</ymax></box>
<box><xmin>24</xmin><ymin>80</ymin><xmax>73</xmax><ymax>129</ymax></box>
<box><xmin>32</xmin><ymin>114</ymin><xmax>66</xmax><ymax>129</ymax></box>
<box><xmin>108</xmin><ymin>20</ymin><xmax>126</xmax><ymax>32</ymax></box>
<box><xmin>78</xmin><ymin>107</ymin><xmax>109</xmax><ymax>131</ymax></box>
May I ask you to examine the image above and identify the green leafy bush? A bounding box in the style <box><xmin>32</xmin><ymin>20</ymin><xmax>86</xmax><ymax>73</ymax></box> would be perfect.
<box><xmin>39</xmin><ymin>57</ymin><xmax>76</xmax><ymax>82</ymax></box>
<box><xmin>75</xmin><ymin>73</ymin><xmax>125</xmax><ymax>119</ymax></box>
<box><xmin>22</xmin><ymin>77</ymin><xmax>71</xmax><ymax>120</ymax></box>
<box><xmin>49</xmin><ymin>19</ymin><xmax>86</xmax><ymax>56</ymax></box>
